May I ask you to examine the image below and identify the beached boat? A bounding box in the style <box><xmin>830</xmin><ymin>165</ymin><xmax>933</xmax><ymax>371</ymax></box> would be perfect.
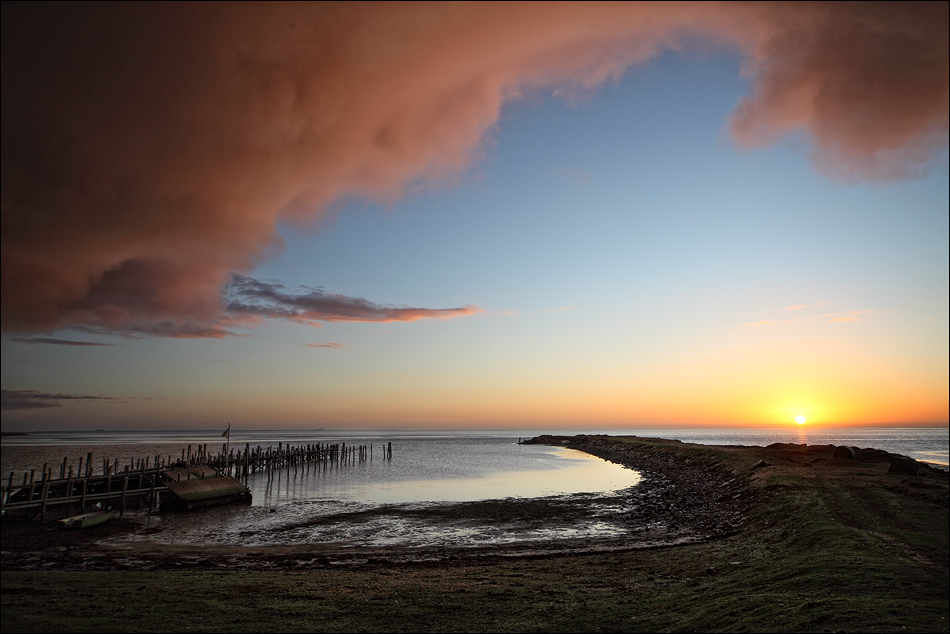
<box><xmin>58</xmin><ymin>511</ymin><xmax>111</xmax><ymax>529</ymax></box>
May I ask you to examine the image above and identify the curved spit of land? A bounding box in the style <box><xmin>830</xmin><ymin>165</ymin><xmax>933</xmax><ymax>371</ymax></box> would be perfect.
<box><xmin>524</xmin><ymin>434</ymin><xmax>755</xmax><ymax>542</ymax></box>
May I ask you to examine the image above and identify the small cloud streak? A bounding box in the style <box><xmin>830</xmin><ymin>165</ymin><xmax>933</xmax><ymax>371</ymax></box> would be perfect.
<box><xmin>786</xmin><ymin>302</ymin><xmax>826</xmax><ymax>311</ymax></box>
<box><xmin>826</xmin><ymin>309</ymin><xmax>872</xmax><ymax>323</ymax></box>
<box><xmin>308</xmin><ymin>342</ymin><xmax>346</xmax><ymax>349</ymax></box>
<box><xmin>226</xmin><ymin>275</ymin><xmax>482</xmax><ymax>326</ymax></box>
<box><xmin>1</xmin><ymin>389</ymin><xmax>117</xmax><ymax>411</ymax></box>
<box><xmin>10</xmin><ymin>337</ymin><xmax>113</xmax><ymax>346</ymax></box>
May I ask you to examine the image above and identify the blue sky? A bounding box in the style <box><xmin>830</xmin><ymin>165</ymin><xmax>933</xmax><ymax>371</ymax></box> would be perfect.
<box><xmin>2</xmin><ymin>4</ymin><xmax>947</xmax><ymax>430</ymax></box>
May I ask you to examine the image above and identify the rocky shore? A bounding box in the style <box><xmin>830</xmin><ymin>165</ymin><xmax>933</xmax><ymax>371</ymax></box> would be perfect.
<box><xmin>526</xmin><ymin>435</ymin><xmax>754</xmax><ymax>539</ymax></box>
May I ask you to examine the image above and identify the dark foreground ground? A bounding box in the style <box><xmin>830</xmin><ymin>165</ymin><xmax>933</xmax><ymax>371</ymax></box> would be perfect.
<box><xmin>2</xmin><ymin>435</ymin><xmax>948</xmax><ymax>633</ymax></box>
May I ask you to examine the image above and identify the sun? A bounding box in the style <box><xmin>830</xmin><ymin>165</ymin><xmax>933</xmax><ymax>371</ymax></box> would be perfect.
<box><xmin>795</xmin><ymin>415</ymin><xmax>807</xmax><ymax>425</ymax></box>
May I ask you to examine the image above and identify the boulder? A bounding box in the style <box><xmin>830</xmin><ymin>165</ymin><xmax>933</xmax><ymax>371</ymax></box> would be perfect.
<box><xmin>767</xmin><ymin>443</ymin><xmax>805</xmax><ymax>451</ymax></box>
<box><xmin>832</xmin><ymin>445</ymin><xmax>855</xmax><ymax>460</ymax></box>
<box><xmin>853</xmin><ymin>448</ymin><xmax>892</xmax><ymax>463</ymax></box>
<box><xmin>888</xmin><ymin>456</ymin><xmax>919</xmax><ymax>476</ymax></box>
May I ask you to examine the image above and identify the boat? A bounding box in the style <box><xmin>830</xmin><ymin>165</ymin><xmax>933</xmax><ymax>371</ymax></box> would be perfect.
<box><xmin>58</xmin><ymin>511</ymin><xmax>112</xmax><ymax>529</ymax></box>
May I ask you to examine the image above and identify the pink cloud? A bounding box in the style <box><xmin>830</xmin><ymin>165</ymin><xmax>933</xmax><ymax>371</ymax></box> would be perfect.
<box><xmin>2</xmin><ymin>3</ymin><xmax>944</xmax><ymax>336</ymax></box>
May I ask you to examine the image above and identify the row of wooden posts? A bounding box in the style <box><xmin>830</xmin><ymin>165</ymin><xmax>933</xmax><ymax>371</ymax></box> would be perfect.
<box><xmin>2</xmin><ymin>440</ymin><xmax>393</xmax><ymax>520</ymax></box>
<box><xmin>207</xmin><ymin>441</ymin><xmax>391</xmax><ymax>480</ymax></box>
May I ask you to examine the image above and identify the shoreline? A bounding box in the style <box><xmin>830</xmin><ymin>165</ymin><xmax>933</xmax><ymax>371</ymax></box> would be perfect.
<box><xmin>3</xmin><ymin>435</ymin><xmax>948</xmax><ymax>632</ymax></box>
<box><xmin>2</xmin><ymin>435</ymin><xmax>752</xmax><ymax>569</ymax></box>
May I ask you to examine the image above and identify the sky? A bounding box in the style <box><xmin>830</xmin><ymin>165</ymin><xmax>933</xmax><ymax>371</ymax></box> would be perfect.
<box><xmin>1</xmin><ymin>2</ymin><xmax>947</xmax><ymax>431</ymax></box>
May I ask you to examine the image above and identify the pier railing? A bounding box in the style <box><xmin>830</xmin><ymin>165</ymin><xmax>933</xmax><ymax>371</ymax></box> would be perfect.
<box><xmin>2</xmin><ymin>440</ymin><xmax>392</xmax><ymax>520</ymax></box>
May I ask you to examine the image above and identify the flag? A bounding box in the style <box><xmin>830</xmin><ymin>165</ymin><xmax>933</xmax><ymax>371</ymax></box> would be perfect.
<box><xmin>222</xmin><ymin>425</ymin><xmax>230</xmax><ymax>440</ymax></box>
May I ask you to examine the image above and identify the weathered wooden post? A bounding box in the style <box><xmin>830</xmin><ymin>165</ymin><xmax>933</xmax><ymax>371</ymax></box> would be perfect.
<box><xmin>40</xmin><ymin>480</ymin><xmax>51</xmax><ymax>520</ymax></box>
<box><xmin>120</xmin><ymin>473</ymin><xmax>129</xmax><ymax>516</ymax></box>
<box><xmin>27</xmin><ymin>470</ymin><xmax>36</xmax><ymax>502</ymax></box>
<box><xmin>148</xmin><ymin>471</ymin><xmax>157</xmax><ymax>512</ymax></box>
<box><xmin>79</xmin><ymin>478</ymin><xmax>88</xmax><ymax>512</ymax></box>
<box><xmin>66</xmin><ymin>467</ymin><xmax>74</xmax><ymax>513</ymax></box>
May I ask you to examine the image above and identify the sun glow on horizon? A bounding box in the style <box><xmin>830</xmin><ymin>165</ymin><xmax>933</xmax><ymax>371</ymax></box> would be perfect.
<box><xmin>796</xmin><ymin>415</ymin><xmax>807</xmax><ymax>424</ymax></box>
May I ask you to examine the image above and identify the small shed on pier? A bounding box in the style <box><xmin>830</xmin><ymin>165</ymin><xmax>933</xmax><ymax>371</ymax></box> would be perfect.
<box><xmin>159</xmin><ymin>468</ymin><xmax>251</xmax><ymax>511</ymax></box>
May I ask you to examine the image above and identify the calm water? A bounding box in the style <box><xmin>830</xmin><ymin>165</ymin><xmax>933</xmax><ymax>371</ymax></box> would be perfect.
<box><xmin>2</xmin><ymin>427</ymin><xmax>945</xmax><ymax>549</ymax></box>
<box><xmin>2</xmin><ymin>430</ymin><xmax>642</xmax><ymax>548</ymax></box>
<box><xmin>1</xmin><ymin>431</ymin><xmax>643</xmax><ymax>504</ymax></box>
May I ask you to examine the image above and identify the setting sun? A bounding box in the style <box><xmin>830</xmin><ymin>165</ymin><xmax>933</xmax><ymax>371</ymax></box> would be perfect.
<box><xmin>796</xmin><ymin>415</ymin><xmax>807</xmax><ymax>424</ymax></box>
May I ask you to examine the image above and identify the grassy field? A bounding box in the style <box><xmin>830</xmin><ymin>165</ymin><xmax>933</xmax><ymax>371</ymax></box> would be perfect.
<box><xmin>2</xmin><ymin>435</ymin><xmax>947</xmax><ymax>633</ymax></box>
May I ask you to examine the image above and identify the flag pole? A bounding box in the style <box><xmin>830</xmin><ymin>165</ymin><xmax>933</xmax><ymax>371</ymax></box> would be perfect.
<box><xmin>222</xmin><ymin>425</ymin><xmax>231</xmax><ymax>472</ymax></box>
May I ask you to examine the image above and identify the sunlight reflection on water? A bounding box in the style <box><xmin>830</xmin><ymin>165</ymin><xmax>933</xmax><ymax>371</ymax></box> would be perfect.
<box><xmin>252</xmin><ymin>447</ymin><xmax>640</xmax><ymax>506</ymax></box>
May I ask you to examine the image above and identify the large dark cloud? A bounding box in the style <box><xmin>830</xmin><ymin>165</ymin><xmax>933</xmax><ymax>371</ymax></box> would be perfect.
<box><xmin>2</xmin><ymin>2</ymin><xmax>946</xmax><ymax>337</ymax></box>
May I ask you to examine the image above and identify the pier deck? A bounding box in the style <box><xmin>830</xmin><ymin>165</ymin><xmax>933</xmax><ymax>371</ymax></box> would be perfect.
<box><xmin>2</xmin><ymin>440</ymin><xmax>390</xmax><ymax>520</ymax></box>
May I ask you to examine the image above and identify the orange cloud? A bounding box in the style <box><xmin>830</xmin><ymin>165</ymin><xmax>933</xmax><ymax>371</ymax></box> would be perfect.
<box><xmin>786</xmin><ymin>301</ymin><xmax>826</xmax><ymax>310</ymax></box>
<box><xmin>2</xmin><ymin>3</ymin><xmax>945</xmax><ymax>336</ymax></box>
<box><xmin>825</xmin><ymin>309</ymin><xmax>872</xmax><ymax>323</ymax></box>
<box><xmin>308</xmin><ymin>342</ymin><xmax>346</xmax><ymax>349</ymax></box>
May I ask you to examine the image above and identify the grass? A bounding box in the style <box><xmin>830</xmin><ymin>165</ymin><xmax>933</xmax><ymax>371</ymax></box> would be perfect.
<box><xmin>2</xmin><ymin>435</ymin><xmax>947</xmax><ymax>632</ymax></box>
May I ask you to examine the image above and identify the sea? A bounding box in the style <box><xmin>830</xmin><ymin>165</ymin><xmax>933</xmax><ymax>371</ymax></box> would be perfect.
<box><xmin>2</xmin><ymin>427</ymin><xmax>946</xmax><ymax>550</ymax></box>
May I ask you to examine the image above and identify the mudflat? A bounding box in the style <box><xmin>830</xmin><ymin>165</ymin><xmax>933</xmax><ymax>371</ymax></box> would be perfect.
<box><xmin>2</xmin><ymin>435</ymin><xmax>948</xmax><ymax>633</ymax></box>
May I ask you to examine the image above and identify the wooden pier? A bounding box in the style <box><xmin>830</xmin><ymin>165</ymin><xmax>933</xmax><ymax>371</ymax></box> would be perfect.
<box><xmin>2</xmin><ymin>440</ymin><xmax>392</xmax><ymax>520</ymax></box>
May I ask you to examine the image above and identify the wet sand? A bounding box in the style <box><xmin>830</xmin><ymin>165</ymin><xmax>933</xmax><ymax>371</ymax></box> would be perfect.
<box><xmin>1</xmin><ymin>435</ymin><xmax>751</xmax><ymax>570</ymax></box>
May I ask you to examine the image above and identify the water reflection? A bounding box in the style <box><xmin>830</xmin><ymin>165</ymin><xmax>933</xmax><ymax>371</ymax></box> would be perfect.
<box><xmin>112</xmin><ymin>446</ymin><xmax>640</xmax><ymax>549</ymax></box>
<box><xmin>250</xmin><ymin>447</ymin><xmax>639</xmax><ymax>506</ymax></box>
<box><xmin>346</xmin><ymin>448</ymin><xmax>640</xmax><ymax>504</ymax></box>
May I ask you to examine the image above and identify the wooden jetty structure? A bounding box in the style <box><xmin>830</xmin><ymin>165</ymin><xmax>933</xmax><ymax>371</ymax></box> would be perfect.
<box><xmin>160</xmin><ymin>466</ymin><xmax>251</xmax><ymax>511</ymax></box>
<box><xmin>2</xmin><ymin>439</ymin><xmax>392</xmax><ymax>520</ymax></box>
